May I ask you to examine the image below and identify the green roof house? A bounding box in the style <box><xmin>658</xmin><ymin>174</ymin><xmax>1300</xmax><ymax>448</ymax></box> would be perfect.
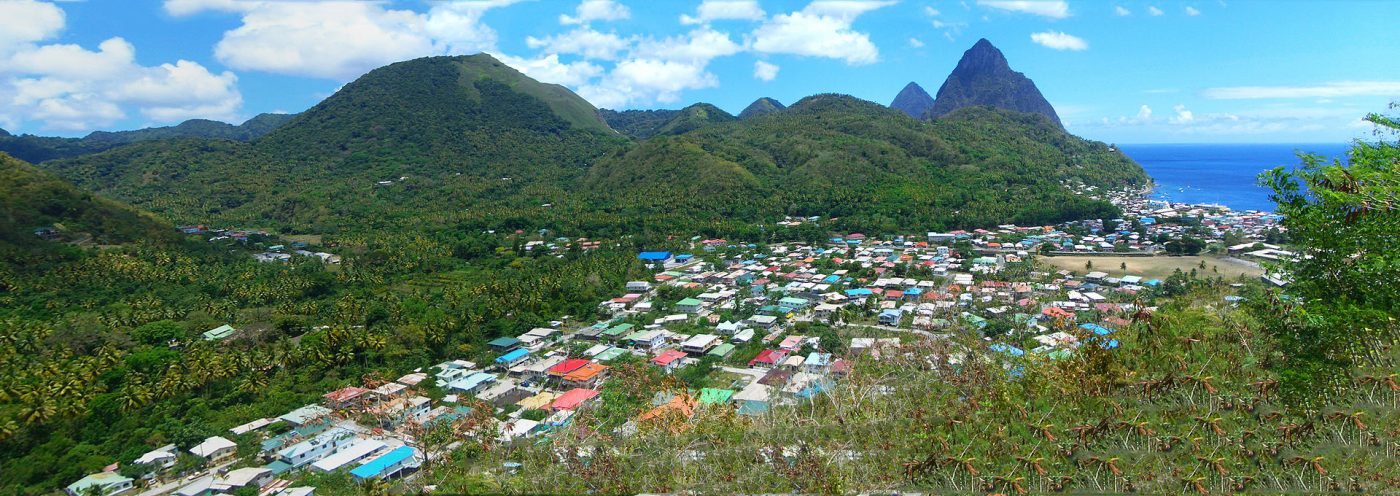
<box><xmin>66</xmin><ymin>471</ymin><xmax>134</xmax><ymax>496</ymax></box>
<box><xmin>202</xmin><ymin>324</ymin><xmax>236</xmax><ymax>341</ymax></box>
<box><xmin>699</xmin><ymin>388</ymin><xmax>735</xmax><ymax>405</ymax></box>
<box><xmin>707</xmin><ymin>343</ymin><xmax>736</xmax><ymax>358</ymax></box>
<box><xmin>676</xmin><ymin>298</ymin><xmax>704</xmax><ymax>314</ymax></box>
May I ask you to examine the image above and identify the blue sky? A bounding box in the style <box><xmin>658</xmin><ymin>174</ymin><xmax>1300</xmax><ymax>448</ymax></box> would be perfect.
<box><xmin>1</xmin><ymin>0</ymin><xmax>1396</xmax><ymax>143</ymax></box>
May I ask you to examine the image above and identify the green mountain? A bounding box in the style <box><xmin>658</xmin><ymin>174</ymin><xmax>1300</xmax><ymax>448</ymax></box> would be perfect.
<box><xmin>600</xmin><ymin>109</ymin><xmax>681</xmax><ymax>139</ymax></box>
<box><xmin>655</xmin><ymin>103</ymin><xmax>738</xmax><ymax>136</ymax></box>
<box><xmin>585</xmin><ymin>94</ymin><xmax>1146</xmax><ymax>232</ymax></box>
<box><xmin>738</xmin><ymin>97</ymin><xmax>786</xmax><ymax>119</ymax></box>
<box><xmin>0</xmin><ymin>114</ymin><xmax>296</xmax><ymax>164</ymax></box>
<box><xmin>0</xmin><ymin>152</ymin><xmax>173</xmax><ymax>262</ymax></box>
<box><xmin>45</xmin><ymin>54</ymin><xmax>626</xmax><ymax>232</ymax></box>
<box><xmin>926</xmin><ymin>38</ymin><xmax>1063</xmax><ymax>128</ymax></box>
<box><xmin>42</xmin><ymin>53</ymin><xmax>1143</xmax><ymax>237</ymax></box>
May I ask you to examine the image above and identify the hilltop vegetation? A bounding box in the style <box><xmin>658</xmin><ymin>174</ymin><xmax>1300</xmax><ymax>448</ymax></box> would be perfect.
<box><xmin>585</xmin><ymin>95</ymin><xmax>1145</xmax><ymax>234</ymax></box>
<box><xmin>0</xmin><ymin>153</ymin><xmax>175</xmax><ymax>265</ymax></box>
<box><xmin>0</xmin><ymin>114</ymin><xmax>294</xmax><ymax>164</ymax></box>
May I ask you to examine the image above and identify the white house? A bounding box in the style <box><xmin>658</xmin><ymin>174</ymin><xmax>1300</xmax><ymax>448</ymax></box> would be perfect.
<box><xmin>189</xmin><ymin>436</ymin><xmax>237</xmax><ymax>462</ymax></box>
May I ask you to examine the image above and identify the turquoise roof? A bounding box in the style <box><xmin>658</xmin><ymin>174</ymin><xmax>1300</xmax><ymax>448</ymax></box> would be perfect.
<box><xmin>351</xmin><ymin>446</ymin><xmax>417</xmax><ymax>479</ymax></box>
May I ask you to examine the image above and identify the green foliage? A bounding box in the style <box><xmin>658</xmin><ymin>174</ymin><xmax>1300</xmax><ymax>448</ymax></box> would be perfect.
<box><xmin>0</xmin><ymin>153</ymin><xmax>177</xmax><ymax>265</ymax></box>
<box><xmin>1255</xmin><ymin>108</ymin><xmax>1400</xmax><ymax>408</ymax></box>
<box><xmin>0</xmin><ymin>114</ymin><xmax>293</xmax><ymax>164</ymax></box>
<box><xmin>585</xmin><ymin>96</ymin><xmax>1145</xmax><ymax>236</ymax></box>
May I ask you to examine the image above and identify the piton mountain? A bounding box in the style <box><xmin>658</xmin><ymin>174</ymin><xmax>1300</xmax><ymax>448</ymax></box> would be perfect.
<box><xmin>889</xmin><ymin>83</ymin><xmax>935</xmax><ymax>118</ymax></box>
<box><xmin>926</xmin><ymin>38</ymin><xmax>1063</xmax><ymax>127</ymax></box>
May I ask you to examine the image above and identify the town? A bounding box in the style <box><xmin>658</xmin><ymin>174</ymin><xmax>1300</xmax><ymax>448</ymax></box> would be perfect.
<box><xmin>64</xmin><ymin>193</ymin><xmax>1288</xmax><ymax>496</ymax></box>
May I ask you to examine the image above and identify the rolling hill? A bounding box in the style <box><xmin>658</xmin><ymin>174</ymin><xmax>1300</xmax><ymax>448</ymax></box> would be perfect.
<box><xmin>42</xmin><ymin>50</ymin><xmax>1145</xmax><ymax>237</ymax></box>
<box><xmin>584</xmin><ymin>94</ymin><xmax>1146</xmax><ymax>232</ymax></box>
<box><xmin>738</xmin><ymin>97</ymin><xmax>786</xmax><ymax>119</ymax></box>
<box><xmin>0</xmin><ymin>152</ymin><xmax>174</xmax><ymax>263</ymax></box>
<box><xmin>0</xmin><ymin>113</ymin><xmax>295</xmax><ymax>164</ymax></box>
<box><xmin>44</xmin><ymin>54</ymin><xmax>627</xmax><ymax>233</ymax></box>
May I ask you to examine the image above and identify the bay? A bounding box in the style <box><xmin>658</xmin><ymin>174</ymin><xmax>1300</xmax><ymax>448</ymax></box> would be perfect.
<box><xmin>1119</xmin><ymin>143</ymin><xmax>1350</xmax><ymax>213</ymax></box>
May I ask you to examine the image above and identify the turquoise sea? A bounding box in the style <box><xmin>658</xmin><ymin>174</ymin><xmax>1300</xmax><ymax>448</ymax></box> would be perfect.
<box><xmin>1119</xmin><ymin>143</ymin><xmax>1351</xmax><ymax>213</ymax></box>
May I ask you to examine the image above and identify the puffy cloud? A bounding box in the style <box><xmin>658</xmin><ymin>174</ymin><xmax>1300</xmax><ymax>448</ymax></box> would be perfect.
<box><xmin>210</xmin><ymin>3</ymin><xmax>433</xmax><ymax>80</ymax></box>
<box><xmin>0</xmin><ymin>0</ymin><xmax>65</xmax><ymax>53</ymax></box>
<box><xmin>1203</xmin><ymin>81</ymin><xmax>1400</xmax><ymax>99</ymax></box>
<box><xmin>754</xmin><ymin>60</ymin><xmax>779</xmax><ymax>81</ymax></box>
<box><xmin>168</xmin><ymin>1</ymin><xmax>521</xmax><ymax>81</ymax></box>
<box><xmin>631</xmin><ymin>28</ymin><xmax>744</xmax><ymax>63</ymax></box>
<box><xmin>1148</xmin><ymin>6</ymin><xmax>1164</xmax><ymax>16</ymax></box>
<box><xmin>1030</xmin><ymin>31</ymin><xmax>1088</xmax><ymax>51</ymax></box>
<box><xmin>1114</xmin><ymin>5</ymin><xmax>1131</xmax><ymax>16</ymax></box>
<box><xmin>560</xmin><ymin>0</ymin><xmax>630</xmax><ymax>25</ymax></box>
<box><xmin>574</xmin><ymin>28</ymin><xmax>743</xmax><ymax>108</ymax></box>
<box><xmin>977</xmin><ymin>0</ymin><xmax>1070</xmax><ymax>19</ymax></box>
<box><xmin>1136</xmin><ymin>104</ymin><xmax>1153</xmax><ymax>121</ymax></box>
<box><xmin>924</xmin><ymin>6</ymin><xmax>941</xmax><ymax>16</ymax></box>
<box><xmin>1</xmin><ymin>34</ymin><xmax>241</xmax><ymax>131</ymax></box>
<box><xmin>492</xmin><ymin>53</ymin><xmax>604</xmax><ymax>87</ymax></box>
<box><xmin>908</xmin><ymin>37</ymin><xmax>925</xmax><ymax>48</ymax></box>
<box><xmin>526</xmin><ymin>28</ymin><xmax>632</xmax><ymax>60</ymax></box>
<box><xmin>1169</xmin><ymin>104</ymin><xmax>1194</xmax><ymax>124</ymax></box>
<box><xmin>1185</xmin><ymin>6</ymin><xmax>1201</xmax><ymax>16</ymax></box>
<box><xmin>750</xmin><ymin>1</ymin><xmax>894</xmax><ymax>65</ymax></box>
<box><xmin>681</xmin><ymin>0</ymin><xmax>766</xmax><ymax>25</ymax></box>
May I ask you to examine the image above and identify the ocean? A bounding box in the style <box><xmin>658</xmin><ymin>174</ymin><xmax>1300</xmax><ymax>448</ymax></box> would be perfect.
<box><xmin>1118</xmin><ymin>143</ymin><xmax>1351</xmax><ymax>213</ymax></box>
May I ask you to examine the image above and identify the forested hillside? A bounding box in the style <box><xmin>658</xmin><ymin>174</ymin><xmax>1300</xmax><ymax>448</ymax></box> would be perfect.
<box><xmin>0</xmin><ymin>153</ymin><xmax>175</xmax><ymax>265</ymax></box>
<box><xmin>585</xmin><ymin>95</ymin><xmax>1146</xmax><ymax>234</ymax></box>
<box><xmin>0</xmin><ymin>114</ymin><xmax>294</xmax><ymax>164</ymax></box>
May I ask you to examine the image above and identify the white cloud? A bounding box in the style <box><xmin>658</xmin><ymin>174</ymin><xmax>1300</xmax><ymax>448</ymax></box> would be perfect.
<box><xmin>1185</xmin><ymin>6</ymin><xmax>1201</xmax><ymax>16</ymax></box>
<box><xmin>526</xmin><ymin>28</ymin><xmax>631</xmax><ymax>60</ymax></box>
<box><xmin>210</xmin><ymin>3</ymin><xmax>432</xmax><ymax>81</ymax></box>
<box><xmin>1203</xmin><ymin>81</ymin><xmax>1400</xmax><ymax>99</ymax></box>
<box><xmin>908</xmin><ymin>37</ymin><xmax>925</xmax><ymax>48</ymax></box>
<box><xmin>1169</xmin><ymin>104</ymin><xmax>1194</xmax><ymax>124</ymax></box>
<box><xmin>560</xmin><ymin>0</ymin><xmax>630</xmax><ymax>25</ymax></box>
<box><xmin>924</xmin><ymin>6</ymin><xmax>941</xmax><ymax>16</ymax></box>
<box><xmin>749</xmin><ymin>1</ymin><xmax>895</xmax><ymax>65</ymax></box>
<box><xmin>753</xmin><ymin>60</ymin><xmax>779</xmax><ymax>81</ymax></box>
<box><xmin>1136</xmin><ymin>104</ymin><xmax>1153</xmax><ymax>121</ymax></box>
<box><xmin>573</xmin><ymin>29</ymin><xmax>744</xmax><ymax>108</ymax></box>
<box><xmin>0</xmin><ymin>0</ymin><xmax>65</xmax><ymax>53</ymax></box>
<box><xmin>493</xmin><ymin>53</ymin><xmax>604</xmax><ymax>86</ymax></box>
<box><xmin>1148</xmin><ymin>6</ymin><xmax>1164</xmax><ymax>15</ymax></box>
<box><xmin>1030</xmin><ymin>31</ymin><xmax>1088</xmax><ymax>51</ymax></box>
<box><xmin>1</xmin><ymin>35</ymin><xmax>241</xmax><ymax>131</ymax></box>
<box><xmin>976</xmin><ymin>0</ymin><xmax>1070</xmax><ymax>19</ymax></box>
<box><xmin>631</xmin><ymin>28</ymin><xmax>744</xmax><ymax>63</ymax></box>
<box><xmin>1114</xmin><ymin>5</ymin><xmax>1131</xmax><ymax>16</ymax></box>
<box><xmin>681</xmin><ymin>0</ymin><xmax>766</xmax><ymax>25</ymax></box>
<box><xmin>169</xmin><ymin>1</ymin><xmax>521</xmax><ymax>81</ymax></box>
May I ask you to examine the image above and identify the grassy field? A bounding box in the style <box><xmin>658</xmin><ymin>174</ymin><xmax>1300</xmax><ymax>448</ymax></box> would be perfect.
<box><xmin>1038</xmin><ymin>254</ymin><xmax>1265</xmax><ymax>280</ymax></box>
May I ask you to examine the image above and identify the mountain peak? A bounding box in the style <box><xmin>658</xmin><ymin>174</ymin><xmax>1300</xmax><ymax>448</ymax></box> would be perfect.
<box><xmin>739</xmin><ymin>97</ymin><xmax>786</xmax><ymax>119</ymax></box>
<box><xmin>889</xmin><ymin>82</ymin><xmax>935</xmax><ymax>118</ymax></box>
<box><xmin>926</xmin><ymin>39</ymin><xmax>1062</xmax><ymax>128</ymax></box>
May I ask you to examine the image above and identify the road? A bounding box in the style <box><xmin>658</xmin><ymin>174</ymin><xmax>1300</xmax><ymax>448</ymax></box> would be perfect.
<box><xmin>137</xmin><ymin>459</ymin><xmax>238</xmax><ymax>496</ymax></box>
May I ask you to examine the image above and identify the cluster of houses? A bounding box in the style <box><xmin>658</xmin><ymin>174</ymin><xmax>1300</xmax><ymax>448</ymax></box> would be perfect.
<box><xmin>69</xmin><ymin>191</ymin><xmax>1276</xmax><ymax>495</ymax></box>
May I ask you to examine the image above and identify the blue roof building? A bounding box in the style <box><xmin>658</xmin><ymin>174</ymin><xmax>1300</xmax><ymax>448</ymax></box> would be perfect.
<box><xmin>351</xmin><ymin>446</ymin><xmax>420</xmax><ymax>481</ymax></box>
<box><xmin>638</xmin><ymin>251</ymin><xmax>672</xmax><ymax>261</ymax></box>
<box><xmin>495</xmin><ymin>348</ymin><xmax>530</xmax><ymax>365</ymax></box>
<box><xmin>989</xmin><ymin>343</ymin><xmax>1026</xmax><ymax>357</ymax></box>
<box><xmin>1079</xmin><ymin>323</ymin><xmax>1114</xmax><ymax>336</ymax></box>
